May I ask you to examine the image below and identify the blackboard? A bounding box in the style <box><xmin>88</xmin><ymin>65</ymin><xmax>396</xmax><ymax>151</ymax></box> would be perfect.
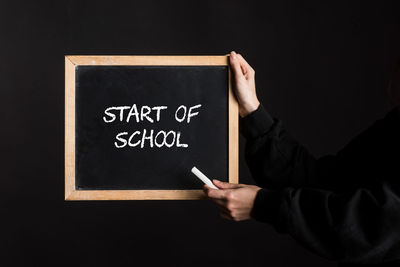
<box><xmin>65</xmin><ymin>56</ymin><xmax>238</xmax><ymax>200</ymax></box>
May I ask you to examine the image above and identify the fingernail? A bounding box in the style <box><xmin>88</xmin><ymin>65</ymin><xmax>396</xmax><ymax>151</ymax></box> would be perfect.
<box><xmin>231</xmin><ymin>51</ymin><xmax>236</xmax><ymax>60</ymax></box>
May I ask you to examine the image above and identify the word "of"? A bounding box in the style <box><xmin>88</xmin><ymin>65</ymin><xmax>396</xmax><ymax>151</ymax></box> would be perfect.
<box><xmin>102</xmin><ymin>104</ymin><xmax>202</xmax><ymax>149</ymax></box>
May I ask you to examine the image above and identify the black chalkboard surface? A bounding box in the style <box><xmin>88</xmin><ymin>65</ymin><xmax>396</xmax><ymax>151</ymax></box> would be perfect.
<box><xmin>65</xmin><ymin>56</ymin><xmax>238</xmax><ymax>200</ymax></box>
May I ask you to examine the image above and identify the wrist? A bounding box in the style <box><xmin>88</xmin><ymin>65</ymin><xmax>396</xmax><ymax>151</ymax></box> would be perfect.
<box><xmin>250</xmin><ymin>188</ymin><xmax>282</xmax><ymax>222</ymax></box>
<box><xmin>240</xmin><ymin>100</ymin><xmax>260</xmax><ymax>117</ymax></box>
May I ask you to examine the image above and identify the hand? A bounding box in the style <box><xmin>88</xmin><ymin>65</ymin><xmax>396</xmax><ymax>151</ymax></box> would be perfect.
<box><xmin>203</xmin><ymin>179</ymin><xmax>261</xmax><ymax>221</ymax></box>
<box><xmin>229</xmin><ymin>51</ymin><xmax>260</xmax><ymax>117</ymax></box>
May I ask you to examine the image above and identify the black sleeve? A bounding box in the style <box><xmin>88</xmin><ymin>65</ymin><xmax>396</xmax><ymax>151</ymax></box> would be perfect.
<box><xmin>241</xmin><ymin>104</ymin><xmax>400</xmax><ymax>191</ymax></box>
<box><xmin>251</xmin><ymin>183</ymin><xmax>400</xmax><ymax>263</ymax></box>
<box><xmin>243</xmin><ymin>105</ymin><xmax>400</xmax><ymax>263</ymax></box>
<box><xmin>241</xmin><ymin>104</ymin><xmax>322</xmax><ymax>189</ymax></box>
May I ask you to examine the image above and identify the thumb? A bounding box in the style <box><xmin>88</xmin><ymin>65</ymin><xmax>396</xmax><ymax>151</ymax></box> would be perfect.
<box><xmin>229</xmin><ymin>51</ymin><xmax>244</xmax><ymax>80</ymax></box>
<box><xmin>213</xmin><ymin>179</ymin><xmax>241</xmax><ymax>189</ymax></box>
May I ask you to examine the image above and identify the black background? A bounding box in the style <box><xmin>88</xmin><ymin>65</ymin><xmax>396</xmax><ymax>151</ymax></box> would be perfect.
<box><xmin>75</xmin><ymin>66</ymin><xmax>228</xmax><ymax>190</ymax></box>
<box><xmin>1</xmin><ymin>1</ymin><xmax>400</xmax><ymax>266</ymax></box>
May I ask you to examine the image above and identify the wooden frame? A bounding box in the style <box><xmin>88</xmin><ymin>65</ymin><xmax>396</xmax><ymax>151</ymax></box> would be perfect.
<box><xmin>65</xmin><ymin>55</ymin><xmax>238</xmax><ymax>200</ymax></box>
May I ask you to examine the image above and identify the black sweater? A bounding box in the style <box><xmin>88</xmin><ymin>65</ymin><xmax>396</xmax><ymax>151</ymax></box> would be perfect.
<box><xmin>241</xmin><ymin>105</ymin><xmax>400</xmax><ymax>265</ymax></box>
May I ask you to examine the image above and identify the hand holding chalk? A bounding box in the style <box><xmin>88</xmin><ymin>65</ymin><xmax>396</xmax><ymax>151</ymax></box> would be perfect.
<box><xmin>191</xmin><ymin>167</ymin><xmax>219</xmax><ymax>190</ymax></box>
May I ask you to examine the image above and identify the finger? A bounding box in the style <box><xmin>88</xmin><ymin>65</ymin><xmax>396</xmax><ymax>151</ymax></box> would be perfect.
<box><xmin>237</xmin><ymin>54</ymin><xmax>253</xmax><ymax>73</ymax></box>
<box><xmin>213</xmin><ymin>199</ymin><xmax>229</xmax><ymax>211</ymax></box>
<box><xmin>217</xmin><ymin>206</ymin><xmax>230</xmax><ymax>214</ymax></box>
<box><xmin>203</xmin><ymin>185</ymin><xmax>215</xmax><ymax>197</ymax></box>
<box><xmin>204</xmin><ymin>187</ymin><xmax>226</xmax><ymax>200</ymax></box>
<box><xmin>237</xmin><ymin>54</ymin><xmax>255</xmax><ymax>79</ymax></box>
<box><xmin>210</xmin><ymin>200</ymin><xmax>230</xmax><ymax>214</ymax></box>
<box><xmin>220</xmin><ymin>212</ymin><xmax>232</xmax><ymax>220</ymax></box>
<box><xmin>229</xmin><ymin>51</ymin><xmax>245</xmax><ymax>79</ymax></box>
<box><xmin>213</xmin><ymin>179</ymin><xmax>242</xmax><ymax>189</ymax></box>
<box><xmin>203</xmin><ymin>184</ymin><xmax>212</xmax><ymax>191</ymax></box>
<box><xmin>208</xmin><ymin>197</ymin><xmax>230</xmax><ymax>213</ymax></box>
<box><xmin>203</xmin><ymin>184</ymin><xmax>216</xmax><ymax>197</ymax></box>
<box><xmin>203</xmin><ymin>184</ymin><xmax>210</xmax><ymax>194</ymax></box>
<box><xmin>240</xmin><ymin>63</ymin><xmax>247</xmax><ymax>76</ymax></box>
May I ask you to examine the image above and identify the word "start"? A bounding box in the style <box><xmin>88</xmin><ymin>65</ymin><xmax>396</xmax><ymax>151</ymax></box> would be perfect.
<box><xmin>102</xmin><ymin>104</ymin><xmax>202</xmax><ymax>149</ymax></box>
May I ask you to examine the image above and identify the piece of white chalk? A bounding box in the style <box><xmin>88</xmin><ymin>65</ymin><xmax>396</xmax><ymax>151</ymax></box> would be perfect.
<box><xmin>191</xmin><ymin>166</ymin><xmax>219</xmax><ymax>190</ymax></box>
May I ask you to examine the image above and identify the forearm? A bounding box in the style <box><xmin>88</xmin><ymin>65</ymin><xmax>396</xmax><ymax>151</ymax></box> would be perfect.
<box><xmin>251</xmin><ymin>183</ymin><xmax>400</xmax><ymax>263</ymax></box>
<box><xmin>241</xmin><ymin>104</ymin><xmax>320</xmax><ymax>189</ymax></box>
